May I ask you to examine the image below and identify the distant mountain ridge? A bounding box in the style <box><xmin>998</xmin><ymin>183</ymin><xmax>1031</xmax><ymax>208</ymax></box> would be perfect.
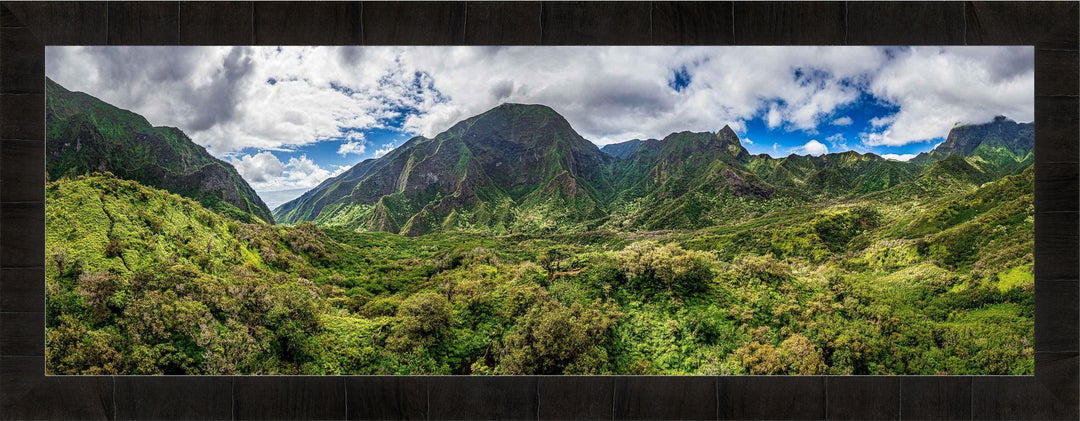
<box><xmin>277</xmin><ymin>104</ymin><xmax>1034</xmax><ymax>235</ymax></box>
<box><xmin>46</xmin><ymin>78</ymin><xmax>274</xmax><ymax>224</ymax></box>
<box><xmin>601</xmin><ymin>139</ymin><xmax>651</xmax><ymax>159</ymax></box>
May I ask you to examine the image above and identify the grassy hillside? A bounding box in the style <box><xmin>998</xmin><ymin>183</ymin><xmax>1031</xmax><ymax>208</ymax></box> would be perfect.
<box><xmin>47</xmin><ymin>167</ymin><xmax>1033</xmax><ymax>375</ymax></box>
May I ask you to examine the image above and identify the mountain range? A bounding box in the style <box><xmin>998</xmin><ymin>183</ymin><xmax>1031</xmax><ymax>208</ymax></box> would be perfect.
<box><xmin>43</xmin><ymin>79</ymin><xmax>1034</xmax><ymax>236</ymax></box>
<box><xmin>275</xmin><ymin>103</ymin><xmax>1033</xmax><ymax>235</ymax></box>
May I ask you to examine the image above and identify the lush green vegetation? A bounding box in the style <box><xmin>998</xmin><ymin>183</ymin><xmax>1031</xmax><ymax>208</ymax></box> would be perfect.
<box><xmin>46</xmin><ymin>164</ymin><xmax>1033</xmax><ymax>375</ymax></box>
<box><xmin>44</xmin><ymin>91</ymin><xmax>1034</xmax><ymax>375</ymax></box>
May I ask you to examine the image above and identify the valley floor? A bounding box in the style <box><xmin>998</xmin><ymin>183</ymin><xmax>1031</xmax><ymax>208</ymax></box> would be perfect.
<box><xmin>45</xmin><ymin>169</ymin><xmax>1034</xmax><ymax>375</ymax></box>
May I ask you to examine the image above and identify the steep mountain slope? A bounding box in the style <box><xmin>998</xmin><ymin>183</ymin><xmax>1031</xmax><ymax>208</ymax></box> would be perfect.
<box><xmin>275</xmin><ymin>103</ymin><xmax>615</xmax><ymax>235</ymax></box>
<box><xmin>46</xmin><ymin>78</ymin><xmax>274</xmax><ymax>224</ymax></box>
<box><xmin>911</xmin><ymin>116</ymin><xmax>1034</xmax><ymax>177</ymax></box>
<box><xmin>917</xmin><ymin>116</ymin><xmax>1033</xmax><ymax>159</ymax></box>
<box><xmin>603</xmin><ymin>128</ymin><xmax>776</xmax><ymax>229</ymax></box>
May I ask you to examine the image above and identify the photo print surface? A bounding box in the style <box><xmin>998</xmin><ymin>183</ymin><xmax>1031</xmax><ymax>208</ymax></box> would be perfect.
<box><xmin>44</xmin><ymin>46</ymin><xmax>1034</xmax><ymax>375</ymax></box>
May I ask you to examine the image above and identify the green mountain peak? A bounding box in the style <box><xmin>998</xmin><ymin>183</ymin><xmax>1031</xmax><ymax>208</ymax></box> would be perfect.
<box><xmin>275</xmin><ymin>102</ymin><xmax>614</xmax><ymax>235</ymax></box>
<box><xmin>45</xmin><ymin>78</ymin><xmax>274</xmax><ymax>224</ymax></box>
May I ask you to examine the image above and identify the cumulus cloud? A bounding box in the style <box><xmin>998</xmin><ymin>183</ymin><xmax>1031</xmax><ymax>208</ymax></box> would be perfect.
<box><xmin>338</xmin><ymin>141</ymin><xmax>366</xmax><ymax>156</ymax></box>
<box><xmin>373</xmin><ymin>143</ymin><xmax>395</xmax><ymax>158</ymax></box>
<box><xmin>830</xmin><ymin>116</ymin><xmax>853</xmax><ymax>126</ymax></box>
<box><xmin>229</xmin><ymin>151</ymin><xmax>285</xmax><ymax>183</ymax></box>
<box><xmin>48</xmin><ymin>46</ymin><xmax>394</xmax><ymax>154</ymax></box>
<box><xmin>868</xmin><ymin>115</ymin><xmax>895</xmax><ymax>128</ymax></box>
<box><xmin>863</xmin><ymin>46</ymin><xmax>1033</xmax><ymax>146</ymax></box>
<box><xmin>228</xmin><ymin>153</ymin><xmax>345</xmax><ymax>203</ymax></box>
<box><xmin>824</xmin><ymin>133</ymin><xmax>850</xmax><ymax>151</ymax></box>
<box><xmin>765</xmin><ymin>104</ymin><xmax>782</xmax><ymax>129</ymax></box>
<box><xmin>47</xmin><ymin>46</ymin><xmax>1031</xmax><ymax>151</ymax></box>
<box><xmin>881</xmin><ymin>153</ymin><xmax>917</xmax><ymax>161</ymax></box>
<box><xmin>793</xmin><ymin>140</ymin><xmax>829</xmax><ymax>156</ymax></box>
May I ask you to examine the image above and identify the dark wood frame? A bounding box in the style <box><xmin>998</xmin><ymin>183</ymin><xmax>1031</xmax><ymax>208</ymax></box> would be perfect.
<box><xmin>1</xmin><ymin>1</ymin><xmax>1076</xmax><ymax>419</ymax></box>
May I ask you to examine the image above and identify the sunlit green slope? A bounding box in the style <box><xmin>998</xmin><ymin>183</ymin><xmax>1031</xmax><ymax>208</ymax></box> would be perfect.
<box><xmin>47</xmin><ymin>174</ymin><xmax>325</xmax><ymax>374</ymax></box>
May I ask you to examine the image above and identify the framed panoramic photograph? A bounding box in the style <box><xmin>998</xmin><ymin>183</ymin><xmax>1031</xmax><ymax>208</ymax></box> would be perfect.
<box><xmin>1</xmin><ymin>1</ymin><xmax>1077</xmax><ymax>420</ymax></box>
<box><xmin>42</xmin><ymin>44</ymin><xmax>1038</xmax><ymax>377</ymax></box>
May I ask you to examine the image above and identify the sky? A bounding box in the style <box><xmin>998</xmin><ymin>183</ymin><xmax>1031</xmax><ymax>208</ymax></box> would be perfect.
<box><xmin>45</xmin><ymin>46</ymin><xmax>1034</xmax><ymax>209</ymax></box>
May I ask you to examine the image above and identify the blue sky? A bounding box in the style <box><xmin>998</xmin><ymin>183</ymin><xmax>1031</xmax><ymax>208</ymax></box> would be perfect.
<box><xmin>738</xmin><ymin>93</ymin><xmax>927</xmax><ymax>159</ymax></box>
<box><xmin>46</xmin><ymin>46</ymin><xmax>1034</xmax><ymax>208</ymax></box>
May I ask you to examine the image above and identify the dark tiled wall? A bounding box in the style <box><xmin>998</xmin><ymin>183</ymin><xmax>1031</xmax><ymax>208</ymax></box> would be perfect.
<box><xmin>1</xmin><ymin>1</ymin><xmax>1076</xmax><ymax>419</ymax></box>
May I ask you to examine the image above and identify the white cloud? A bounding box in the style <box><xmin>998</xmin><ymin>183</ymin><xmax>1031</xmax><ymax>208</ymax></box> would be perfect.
<box><xmin>830</xmin><ymin>116</ymin><xmax>853</xmax><ymax>126</ymax></box>
<box><xmin>229</xmin><ymin>151</ymin><xmax>285</xmax><ymax>183</ymax></box>
<box><xmin>228</xmin><ymin>153</ymin><xmax>346</xmax><ymax>207</ymax></box>
<box><xmin>869</xmin><ymin>115</ymin><xmax>895</xmax><ymax>128</ymax></box>
<box><xmin>259</xmin><ymin>188</ymin><xmax>313</xmax><ymax>210</ymax></box>
<box><xmin>766</xmin><ymin>104</ymin><xmax>783</xmax><ymax>129</ymax></box>
<box><xmin>881</xmin><ymin>153</ymin><xmax>917</xmax><ymax>161</ymax></box>
<box><xmin>373</xmin><ymin>143</ymin><xmax>395</xmax><ymax>158</ymax></box>
<box><xmin>863</xmin><ymin>46</ymin><xmax>1033</xmax><ymax>146</ymax></box>
<box><xmin>824</xmin><ymin>133</ymin><xmax>850</xmax><ymax>151</ymax></box>
<box><xmin>793</xmin><ymin>140</ymin><xmax>829</xmax><ymax>156</ymax></box>
<box><xmin>337</xmin><ymin>140</ymin><xmax>366</xmax><ymax>156</ymax></box>
<box><xmin>742</xmin><ymin>138</ymin><xmax>753</xmax><ymax>145</ymax></box>
<box><xmin>47</xmin><ymin>46</ymin><xmax>399</xmax><ymax>155</ymax></box>
<box><xmin>330</xmin><ymin>165</ymin><xmax>349</xmax><ymax>177</ymax></box>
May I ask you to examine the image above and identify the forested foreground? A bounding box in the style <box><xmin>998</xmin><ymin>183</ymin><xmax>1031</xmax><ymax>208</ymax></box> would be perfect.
<box><xmin>45</xmin><ymin>167</ymin><xmax>1033</xmax><ymax>375</ymax></box>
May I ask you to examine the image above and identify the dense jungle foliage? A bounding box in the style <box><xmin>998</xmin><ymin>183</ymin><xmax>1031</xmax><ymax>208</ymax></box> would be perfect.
<box><xmin>46</xmin><ymin>165</ymin><xmax>1033</xmax><ymax>375</ymax></box>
